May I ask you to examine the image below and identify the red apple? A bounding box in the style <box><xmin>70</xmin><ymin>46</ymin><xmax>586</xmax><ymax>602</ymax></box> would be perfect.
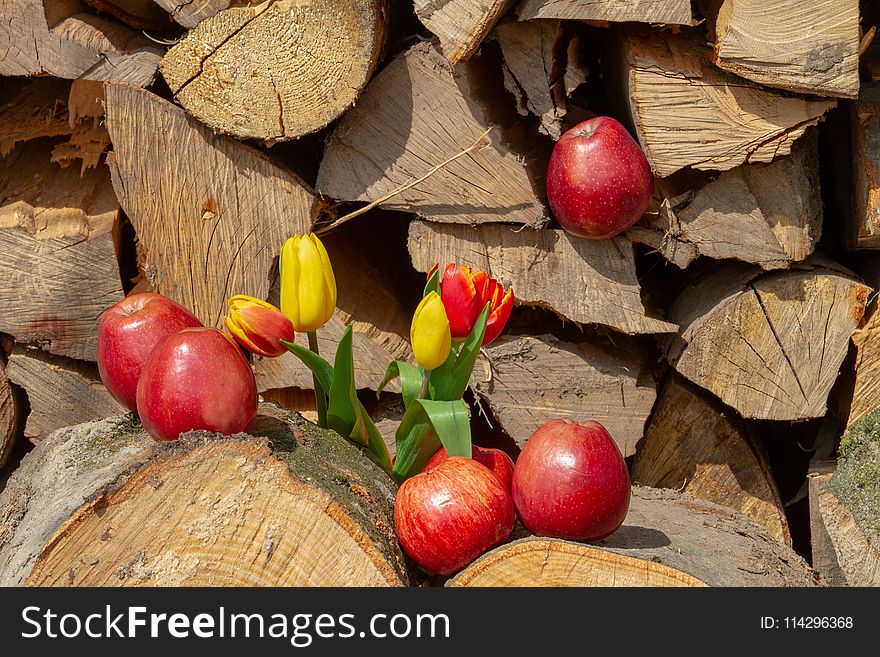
<box><xmin>97</xmin><ymin>293</ymin><xmax>202</xmax><ymax>412</ymax></box>
<box><xmin>136</xmin><ymin>327</ymin><xmax>257</xmax><ymax>442</ymax></box>
<box><xmin>546</xmin><ymin>117</ymin><xmax>653</xmax><ymax>240</ymax></box>
<box><xmin>395</xmin><ymin>457</ymin><xmax>515</xmax><ymax>575</ymax></box>
<box><xmin>512</xmin><ymin>418</ymin><xmax>630</xmax><ymax>541</ymax></box>
<box><xmin>423</xmin><ymin>445</ymin><xmax>515</xmax><ymax>493</ymax></box>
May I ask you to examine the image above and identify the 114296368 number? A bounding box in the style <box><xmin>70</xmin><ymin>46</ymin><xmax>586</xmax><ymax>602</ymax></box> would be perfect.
<box><xmin>783</xmin><ymin>617</ymin><xmax>853</xmax><ymax>629</ymax></box>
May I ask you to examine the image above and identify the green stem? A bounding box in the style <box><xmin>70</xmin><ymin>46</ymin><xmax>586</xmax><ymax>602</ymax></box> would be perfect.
<box><xmin>419</xmin><ymin>368</ymin><xmax>432</xmax><ymax>400</ymax></box>
<box><xmin>308</xmin><ymin>331</ymin><xmax>328</xmax><ymax>428</ymax></box>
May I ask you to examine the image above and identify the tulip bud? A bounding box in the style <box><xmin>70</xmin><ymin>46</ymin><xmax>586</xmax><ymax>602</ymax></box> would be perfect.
<box><xmin>411</xmin><ymin>291</ymin><xmax>452</xmax><ymax>371</ymax></box>
<box><xmin>225</xmin><ymin>295</ymin><xmax>294</xmax><ymax>358</ymax></box>
<box><xmin>280</xmin><ymin>233</ymin><xmax>337</xmax><ymax>333</ymax></box>
<box><xmin>440</xmin><ymin>264</ymin><xmax>514</xmax><ymax>346</ymax></box>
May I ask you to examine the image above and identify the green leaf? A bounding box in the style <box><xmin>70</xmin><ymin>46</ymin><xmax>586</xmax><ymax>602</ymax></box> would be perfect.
<box><xmin>377</xmin><ymin>360</ymin><xmax>424</xmax><ymax>409</ymax></box>
<box><xmin>352</xmin><ymin>401</ymin><xmax>393</xmax><ymax>471</ymax></box>
<box><xmin>280</xmin><ymin>339</ymin><xmax>334</xmax><ymax>393</ymax></box>
<box><xmin>326</xmin><ymin>326</ymin><xmax>358</xmax><ymax>439</ymax></box>
<box><xmin>392</xmin><ymin>398</ymin><xmax>471</xmax><ymax>481</ymax></box>
<box><xmin>423</xmin><ymin>266</ymin><xmax>441</xmax><ymax>298</ymax></box>
<box><xmin>430</xmin><ymin>303</ymin><xmax>488</xmax><ymax>401</ymax></box>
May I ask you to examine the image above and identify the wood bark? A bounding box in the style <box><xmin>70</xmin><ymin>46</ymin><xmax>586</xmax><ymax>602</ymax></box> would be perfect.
<box><xmin>5</xmin><ymin>346</ymin><xmax>123</xmax><ymax>442</ymax></box>
<box><xmin>159</xmin><ymin>0</ymin><xmax>388</xmax><ymax>142</ymax></box>
<box><xmin>808</xmin><ymin>462</ymin><xmax>848</xmax><ymax>586</ymax></box>
<box><xmin>622</xmin><ymin>30</ymin><xmax>835</xmax><ymax>177</ymax></box>
<box><xmin>470</xmin><ymin>334</ymin><xmax>656</xmax><ymax>457</ymax></box>
<box><xmin>0</xmin><ymin>358</ymin><xmax>23</xmax><ymax>471</ymax></box>
<box><xmin>517</xmin><ymin>0</ymin><xmax>692</xmax><ymax>24</ymax></box>
<box><xmin>414</xmin><ymin>1</ymin><xmax>514</xmax><ymax>64</ymax></box>
<box><xmin>495</xmin><ymin>19</ymin><xmax>585</xmax><ymax>140</ymax></box>
<box><xmin>104</xmin><ymin>83</ymin><xmax>317</xmax><ymax>327</ymax></box>
<box><xmin>0</xmin><ymin>0</ymin><xmax>162</xmax><ymax>85</ymax></box>
<box><xmin>153</xmin><ymin>0</ymin><xmax>231</xmax><ymax>28</ymax></box>
<box><xmin>0</xmin><ymin>140</ymin><xmax>124</xmax><ymax>361</ymax></box>
<box><xmin>626</xmin><ymin>131</ymin><xmax>823</xmax><ymax>270</ymax></box>
<box><xmin>407</xmin><ymin>220</ymin><xmax>675</xmax><ymax>334</ymax></box>
<box><xmin>449</xmin><ymin>487</ymin><xmax>816</xmax><ymax>587</ymax></box>
<box><xmin>0</xmin><ymin>405</ymin><xmax>408</xmax><ymax>586</ymax></box>
<box><xmin>850</xmin><ymin>288</ymin><xmax>880</xmax><ymax>428</ymax></box>
<box><xmin>633</xmin><ymin>376</ymin><xmax>790</xmax><ymax>545</ymax></box>
<box><xmin>712</xmin><ymin>0</ymin><xmax>859</xmax><ymax>99</ymax></box>
<box><xmin>317</xmin><ymin>41</ymin><xmax>546</xmax><ymax>228</ymax></box>
<box><xmin>665</xmin><ymin>262</ymin><xmax>869</xmax><ymax>421</ymax></box>
<box><xmin>851</xmin><ymin>83</ymin><xmax>880</xmax><ymax>249</ymax></box>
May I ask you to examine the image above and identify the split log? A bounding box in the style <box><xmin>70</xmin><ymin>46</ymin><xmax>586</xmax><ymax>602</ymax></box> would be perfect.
<box><xmin>50</xmin><ymin>79</ymin><xmax>112</xmax><ymax>173</ymax></box>
<box><xmin>808</xmin><ymin>461</ymin><xmax>848</xmax><ymax>586</ymax></box>
<box><xmin>154</xmin><ymin>0</ymin><xmax>230</xmax><ymax>28</ymax></box>
<box><xmin>0</xmin><ymin>0</ymin><xmax>162</xmax><ymax>85</ymax></box>
<box><xmin>407</xmin><ymin>221</ymin><xmax>675</xmax><ymax>334</ymax></box>
<box><xmin>470</xmin><ymin>334</ymin><xmax>656</xmax><ymax>457</ymax></box>
<box><xmin>633</xmin><ymin>376</ymin><xmax>790</xmax><ymax>545</ymax></box>
<box><xmin>84</xmin><ymin>0</ymin><xmax>173</xmax><ymax>30</ymax></box>
<box><xmin>626</xmin><ymin>131</ymin><xmax>822</xmax><ymax>270</ymax></box>
<box><xmin>851</xmin><ymin>83</ymin><xmax>880</xmax><ymax>249</ymax></box>
<box><xmin>622</xmin><ymin>30</ymin><xmax>835</xmax><ymax>177</ymax></box>
<box><xmin>5</xmin><ymin>346</ymin><xmax>123</xmax><ymax>442</ymax></box>
<box><xmin>711</xmin><ymin>0</ymin><xmax>859</xmax><ymax>99</ymax></box>
<box><xmin>160</xmin><ymin>0</ymin><xmax>388</xmax><ymax>142</ymax></box>
<box><xmin>665</xmin><ymin>262</ymin><xmax>869</xmax><ymax>421</ymax></box>
<box><xmin>104</xmin><ymin>83</ymin><xmax>317</xmax><ymax>327</ymax></box>
<box><xmin>495</xmin><ymin>19</ymin><xmax>586</xmax><ymax>140</ymax></box>
<box><xmin>449</xmin><ymin>487</ymin><xmax>816</xmax><ymax>587</ymax></box>
<box><xmin>0</xmin><ymin>140</ymin><xmax>124</xmax><ymax>361</ymax></box>
<box><xmin>0</xmin><ymin>358</ymin><xmax>23</xmax><ymax>471</ymax></box>
<box><xmin>850</xmin><ymin>264</ymin><xmax>880</xmax><ymax>428</ymax></box>
<box><xmin>413</xmin><ymin>0</ymin><xmax>514</xmax><ymax>64</ymax></box>
<box><xmin>0</xmin><ymin>405</ymin><xmax>408</xmax><ymax>586</ymax></box>
<box><xmin>517</xmin><ymin>0</ymin><xmax>692</xmax><ymax>24</ymax></box>
<box><xmin>317</xmin><ymin>41</ymin><xmax>546</xmax><ymax>228</ymax></box>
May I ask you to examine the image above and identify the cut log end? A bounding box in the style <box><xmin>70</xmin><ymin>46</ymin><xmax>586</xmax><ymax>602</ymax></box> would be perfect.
<box><xmin>415</xmin><ymin>1</ymin><xmax>514</xmax><ymax>64</ymax></box>
<box><xmin>450</xmin><ymin>487</ymin><xmax>816</xmax><ymax>587</ymax></box>
<box><xmin>160</xmin><ymin>0</ymin><xmax>388</xmax><ymax>142</ymax></box>
<box><xmin>8</xmin><ymin>406</ymin><xmax>408</xmax><ymax>587</ymax></box>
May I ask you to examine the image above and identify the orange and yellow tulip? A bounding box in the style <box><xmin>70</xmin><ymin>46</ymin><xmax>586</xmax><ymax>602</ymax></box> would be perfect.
<box><xmin>225</xmin><ymin>295</ymin><xmax>294</xmax><ymax>358</ymax></box>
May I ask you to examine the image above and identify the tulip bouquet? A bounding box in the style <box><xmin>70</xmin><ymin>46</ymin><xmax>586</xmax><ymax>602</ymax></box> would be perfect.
<box><xmin>223</xmin><ymin>233</ymin><xmax>514</xmax><ymax>483</ymax></box>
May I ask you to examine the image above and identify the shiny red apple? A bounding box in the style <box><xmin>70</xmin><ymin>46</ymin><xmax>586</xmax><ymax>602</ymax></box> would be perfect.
<box><xmin>546</xmin><ymin>117</ymin><xmax>653</xmax><ymax>239</ymax></box>
<box><xmin>136</xmin><ymin>327</ymin><xmax>257</xmax><ymax>442</ymax></box>
<box><xmin>97</xmin><ymin>293</ymin><xmax>202</xmax><ymax>412</ymax></box>
<box><xmin>512</xmin><ymin>418</ymin><xmax>630</xmax><ymax>541</ymax></box>
<box><xmin>395</xmin><ymin>457</ymin><xmax>515</xmax><ymax>575</ymax></box>
<box><xmin>423</xmin><ymin>445</ymin><xmax>515</xmax><ymax>493</ymax></box>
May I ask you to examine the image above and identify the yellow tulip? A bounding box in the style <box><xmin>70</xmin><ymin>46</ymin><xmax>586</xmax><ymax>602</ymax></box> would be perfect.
<box><xmin>411</xmin><ymin>292</ymin><xmax>451</xmax><ymax>370</ymax></box>
<box><xmin>280</xmin><ymin>233</ymin><xmax>337</xmax><ymax>333</ymax></box>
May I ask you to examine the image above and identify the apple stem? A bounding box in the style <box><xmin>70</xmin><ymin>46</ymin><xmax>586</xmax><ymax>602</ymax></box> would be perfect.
<box><xmin>307</xmin><ymin>331</ymin><xmax>329</xmax><ymax>428</ymax></box>
<box><xmin>419</xmin><ymin>369</ymin><xmax>432</xmax><ymax>400</ymax></box>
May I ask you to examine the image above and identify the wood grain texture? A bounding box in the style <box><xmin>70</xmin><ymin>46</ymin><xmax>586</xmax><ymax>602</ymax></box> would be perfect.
<box><xmin>666</xmin><ymin>262</ymin><xmax>869</xmax><ymax>421</ymax></box>
<box><xmin>633</xmin><ymin>376</ymin><xmax>790</xmax><ymax>545</ymax></box>
<box><xmin>160</xmin><ymin>0</ymin><xmax>388</xmax><ymax>142</ymax></box>
<box><xmin>0</xmin><ymin>140</ymin><xmax>124</xmax><ymax>361</ymax></box>
<box><xmin>414</xmin><ymin>0</ymin><xmax>514</xmax><ymax>63</ymax></box>
<box><xmin>496</xmin><ymin>19</ymin><xmax>575</xmax><ymax>140</ymax></box>
<box><xmin>0</xmin><ymin>358</ymin><xmax>23</xmax><ymax>471</ymax></box>
<box><xmin>84</xmin><ymin>0</ymin><xmax>173</xmax><ymax>30</ymax></box>
<box><xmin>5</xmin><ymin>347</ymin><xmax>123</xmax><ymax>441</ymax></box>
<box><xmin>517</xmin><ymin>0</ymin><xmax>692</xmax><ymax>24</ymax></box>
<box><xmin>851</xmin><ymin>83</ymin><xmax>880</xmax><ymax>249</ymax></box>
<box><xmin>814</xmin><ymin>479</ymin><xmax>880</xmax><ymax>586</ymax></box>
<box><xmin>449</xmin><ymin>487</ymin><xmax>816</xmax><ymax>587</ymax></box>
<box><xmin>0</xmin><ymin>0</ymin><xmax>162</xmax><ymax>85</ymax></box>
<box><xmin>849</xmin><ymin>257</ymin><xmax>880</xmax><ymax>426</ymax></box>
<box><xmin>408</xmin><ymin>221</ymin><xmax>675</xmax><ymax>334</ymax></box>
<box><xmin>627</xmin><ymin>132</ymin><xmax>822</xmax><ymax>270</ymax></box>
<box><xmin>153</xmin><ymin>0</ymin><xmax>231</xmax><ymax>28</ymax></box>
<box><xmin>470</xmin><ymin>334</ymin><xmax>656</xmax><ymax>457</ymax></box>
<box><xmin>712</xmin><ymin>0</ymin><xmax>859</xmax><ymax>99</ymax></box>
<box><xmin>317</xmin><ymin>41</ymin><xmax>546</xmax><ymax>228</ymax></box>
<box><xmin>808</xmin><ymin>463</ymin><xmax>848</xmax><ymax>586</ymax></box>
<box><xmin>104</xmin><ymin>83</ymin><xmax>316</xmax><ymax>327</ymax></box>
<box><xmin>623</xmin><ymin>30</ymin><xmax>835</xmax><ymax>177</ymax></box>
<box><xmin>20</xmin><ymin>407</ymin><xmax>408</xmax><ymax>586</ymax></box>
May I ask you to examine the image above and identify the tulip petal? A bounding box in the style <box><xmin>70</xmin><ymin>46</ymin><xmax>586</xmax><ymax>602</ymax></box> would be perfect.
<box><xmin>280</xmin><ymin>237</ymin><xmax>301</xmax><ymax>330</ymax></box>
<box><xmin>411</xmin><ymin>291</ymin><xmax>451</xmax><ymax>370</ymax></box>
<box><xmin>483</xmin><ymin>287</ymin><xmax>514</xmax><ymax>346</ymax></box>
<box><xmin>440</xmin><ymin>263</ymin><xmax>482</xmax><ymax>339</ymax></box>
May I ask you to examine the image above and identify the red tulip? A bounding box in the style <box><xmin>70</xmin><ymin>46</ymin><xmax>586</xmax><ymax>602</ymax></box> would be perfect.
<box><xmin>438</xmin><ymin>263</ymin><xmax>514</xmax><ymax>346</ymax></box>
<box><xmin>224</xmin><ymin>294</ymin><xmax>294</xmax><ymax>358</ymax></box>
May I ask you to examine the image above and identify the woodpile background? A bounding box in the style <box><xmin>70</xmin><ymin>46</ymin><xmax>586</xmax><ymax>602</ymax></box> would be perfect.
<box><xmin>2</xmin><ymin>0</ymin><xmax>880</xmax><ymax>586</ymax></box>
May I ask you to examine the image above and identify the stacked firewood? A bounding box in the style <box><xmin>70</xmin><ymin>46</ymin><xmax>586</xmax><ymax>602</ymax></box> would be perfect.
<box><xmin>1</xmin><ymin>0</ymin><xmax>878</xmax><ymax>587</ymax></box>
